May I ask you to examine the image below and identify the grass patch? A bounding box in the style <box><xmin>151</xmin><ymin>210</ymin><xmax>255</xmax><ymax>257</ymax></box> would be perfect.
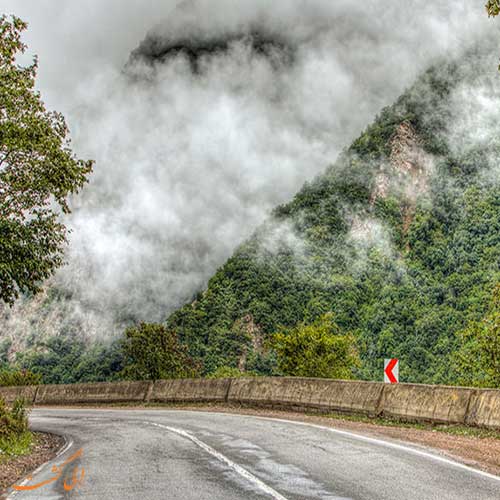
<box><xmin>0</xmin><ymin>431</ymin><xmax>33</xmax><ymax>463</ymax></box>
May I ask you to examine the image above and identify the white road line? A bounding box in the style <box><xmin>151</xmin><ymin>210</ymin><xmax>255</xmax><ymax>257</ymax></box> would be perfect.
<box><xmin>250</xmin><ymin>415</ymin><xmax>500</xmax><ymax>483</ymax></box>
<box><xmin>55</xmin><ymin>436</ymin><xmax>74</xmax><ymax>459</ymax></box>
<box><xmin>147</xmin><ymin>422</ymin><xmax>290</xmax><ymax>500</ymax></box>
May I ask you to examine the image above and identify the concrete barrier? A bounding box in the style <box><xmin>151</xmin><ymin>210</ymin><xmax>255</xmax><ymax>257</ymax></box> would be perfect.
<box><xmin>228</xmin><ymin>377</ymin><xmax>384</xmax><ymax>415</ymax></box>
<box><xmin>0</xmin><ymin>385</ymin><xmax>38</xmax><ymax>405</ymax></box>
<box><xmin>35</xmin><ymin>381</ymin><xmax>151</xmax><ymax>405</ymax></box>
<box><xmin>3</xmin><ymin>377</ymin><xmax>497</xmax><ymax>429</ymax></box>
<box><xmin>149</xmin><ymin>378</ymin><xmax>231</xmax><ymax>403</ymax></box>
<box><xmin>466</xmin><ymin>390</ymin><xmax>500</xmax><ymax>429</ymax></box>
<box><xmin>379</xmin><ymin>383</ymin><xmax>473</xmax><ymax>424</ymax></box>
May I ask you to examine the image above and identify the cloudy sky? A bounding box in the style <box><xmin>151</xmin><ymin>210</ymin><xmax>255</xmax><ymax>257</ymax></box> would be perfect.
<box><xmin>0</xmin><ymin>1</ymin><xmax>491</xmax><ymax>339</ymax></box>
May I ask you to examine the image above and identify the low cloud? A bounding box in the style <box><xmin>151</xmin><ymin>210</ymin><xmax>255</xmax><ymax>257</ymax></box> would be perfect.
<box><xmin>0</xmin><ymin>0</ymin><xmax>491</xmax><ymax>342</ymax></box>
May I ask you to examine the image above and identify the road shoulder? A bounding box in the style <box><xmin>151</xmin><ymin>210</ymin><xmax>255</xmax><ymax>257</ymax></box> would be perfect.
<box><xmin>0</xmin><ymin>432</ymin><xmax>64</xmax><ymax>498</ymax></box>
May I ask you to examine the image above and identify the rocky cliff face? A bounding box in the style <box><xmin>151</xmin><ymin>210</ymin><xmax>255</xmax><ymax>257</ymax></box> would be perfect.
<box><xmin>373</xmin><ymin>122</ymin><xmax>430</xmax><ymax>206</ymax></box>
<box><xmin>368</xmin><ymin>121</ymin><xmax>433</xmax><ymax>239</ymax></box>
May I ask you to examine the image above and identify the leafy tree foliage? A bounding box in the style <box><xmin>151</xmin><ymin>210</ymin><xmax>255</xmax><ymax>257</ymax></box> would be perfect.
<box><xmin>271</xmin><ymin>313</ymin><xmax>359</xmax><ymax>379</ymax></box>
<box><xmin>0</xmin><ymin>368</ymin><xmax>41</xmax><ymax>386</ymax></box>
<box><xmin>0</xmin><ymin>16</ymin><xmax>92</xmax><ymax>304</ymax></box>
<box><xmin>454</xmin><ymin>284</ymin><xmax>500</xmax><ymax>388</ymax></box>
<box><xmin>121</xmin><ymin>323</ymin><xmax>201</xmax><ymax>381</ymax></box>
<box><xmin>486</xmin><ymin>0</ymin><xmax>500</xmax><ymax>70</ymax></box>
<box><xmin>8</xmin><ymin>325</ymin><xmax>200</xmax><ymax>384</ymax></box>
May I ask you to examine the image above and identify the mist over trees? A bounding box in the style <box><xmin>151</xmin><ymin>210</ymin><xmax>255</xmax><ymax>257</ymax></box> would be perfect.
<box><xmin>1</xmin><ymin>5</ymin><xmax>500</xmax><ymax>389</ymax></box>
<box><xmin>164</xmin><ymin>44</ymin><xmax>500</xmax><ymax>387</ymax></box>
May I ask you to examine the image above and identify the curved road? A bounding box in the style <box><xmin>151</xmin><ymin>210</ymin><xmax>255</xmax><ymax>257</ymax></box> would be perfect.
<box><xmin>7</xmin><ymin>409</ymin><xmax>500</xmax><ymax>500</ymax></box>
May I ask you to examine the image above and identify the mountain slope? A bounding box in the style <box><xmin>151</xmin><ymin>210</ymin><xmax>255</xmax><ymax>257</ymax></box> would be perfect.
<box><xmin>167</xmin><ymin>46</ymin><xmax>500</xmax><ymax>384</ymax></box>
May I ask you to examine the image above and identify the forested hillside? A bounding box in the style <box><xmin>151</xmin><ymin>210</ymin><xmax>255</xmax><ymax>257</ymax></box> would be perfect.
<box><xmin>167</xmin><ymin>45</ymin><xmax>500</xmax><ymax>384</ymax></box>
<box><xmin>3</xmin><ymin>42</ymin><xmax>499</xmax><ymax>387</ymax></box>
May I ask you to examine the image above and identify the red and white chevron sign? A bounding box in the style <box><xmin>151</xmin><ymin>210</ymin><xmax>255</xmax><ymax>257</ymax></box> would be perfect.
<box><xmin>384</xmin><ymin>358</ymin><xmax>399</xmax><ymax>384</ymax></box>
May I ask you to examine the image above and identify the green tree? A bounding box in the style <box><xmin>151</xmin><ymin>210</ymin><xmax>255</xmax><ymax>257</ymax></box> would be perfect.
<box><xmin>121</xmin><ymin>323</ymin><xmax>201</xmax><ymax>381</ymax></box>
<box><xmin>16</xmin><ymin>335</ymin><xmax>87</xmax><ymax>384</ymax></box>
<box><xmin>0</xmin><ymin>16</ymin><xmax>93</xmax><ymax>304</ymax></box>
<box><xmin>454</xmin><ymin>284</ymin><xmax>500</xmax><ymax>388</ymax></box>
<box><xmin>271</xmin><ymin>313</ymin><xmax>360</xmax><ymax>379</ymax></box>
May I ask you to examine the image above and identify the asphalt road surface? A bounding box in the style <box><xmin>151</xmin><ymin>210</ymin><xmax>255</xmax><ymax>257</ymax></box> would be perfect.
<box><xmin>7</xmin><ymin>409</ymin><xmax>500</xmax><ymax>500</ymax></box>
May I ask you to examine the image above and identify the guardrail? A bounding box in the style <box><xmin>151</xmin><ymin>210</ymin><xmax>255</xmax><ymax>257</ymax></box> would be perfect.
<box><xmin>0</xmin><ymin>377</ymin><xmax>498</xmax><ymax>429</ymax></box>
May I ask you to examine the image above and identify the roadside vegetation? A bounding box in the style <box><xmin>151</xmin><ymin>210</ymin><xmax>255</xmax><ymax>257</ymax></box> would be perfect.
<box><xmin>207</xmin><ymin>366</ymin><xmax>257</xmax><ymax>378</ymax></box>
<box><xmin>0</xmin><ymin>369</ymin><xmax>41</xmax><ymax>387</ymax></box>
<box><xmin>0</xmin><ymin>398</ymin><xmax>32</xmax><ymax>462</ymax></box>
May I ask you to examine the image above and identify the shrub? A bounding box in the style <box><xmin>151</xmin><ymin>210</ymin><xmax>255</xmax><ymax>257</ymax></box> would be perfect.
<box><xmin>0</xmin><ymin>369</ymin><xmax>42</xmax><ymax>387</ymax></box>
<box><xmin>0</xmin><ymin>397</ymin><xmax>32</xmax><ymax>459</ymax></box>
<box><xmin>270</xmin><ymin>313</ymin><xmax>360</xmax><ymax>379</ymax></box>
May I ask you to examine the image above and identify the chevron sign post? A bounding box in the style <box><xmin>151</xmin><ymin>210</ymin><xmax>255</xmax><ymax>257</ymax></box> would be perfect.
<box><xmin>384</xmin><ymin>358</ymin><xmax>399</xmax><ymax>384</ymax></box>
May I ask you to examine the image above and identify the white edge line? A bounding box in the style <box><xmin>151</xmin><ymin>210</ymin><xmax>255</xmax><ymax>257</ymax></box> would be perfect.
<box><xmin>7</xmin><ymin>437</ymin><xmax>74</xmax><ymax>499</ymax></box>
<box><xmin>247</xmin><ymin>415</ymin><xmax>500</xmax><ymax>483</ymax></box>
<box><xmin>147</xmin><ymin>422</ymin><xmax>289</xmax><ymax>500</ymax></box>
<box><xmin>55</xmin><ymin>436</ymin><xmax>73</xmax><ymax>459</ymax></box>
